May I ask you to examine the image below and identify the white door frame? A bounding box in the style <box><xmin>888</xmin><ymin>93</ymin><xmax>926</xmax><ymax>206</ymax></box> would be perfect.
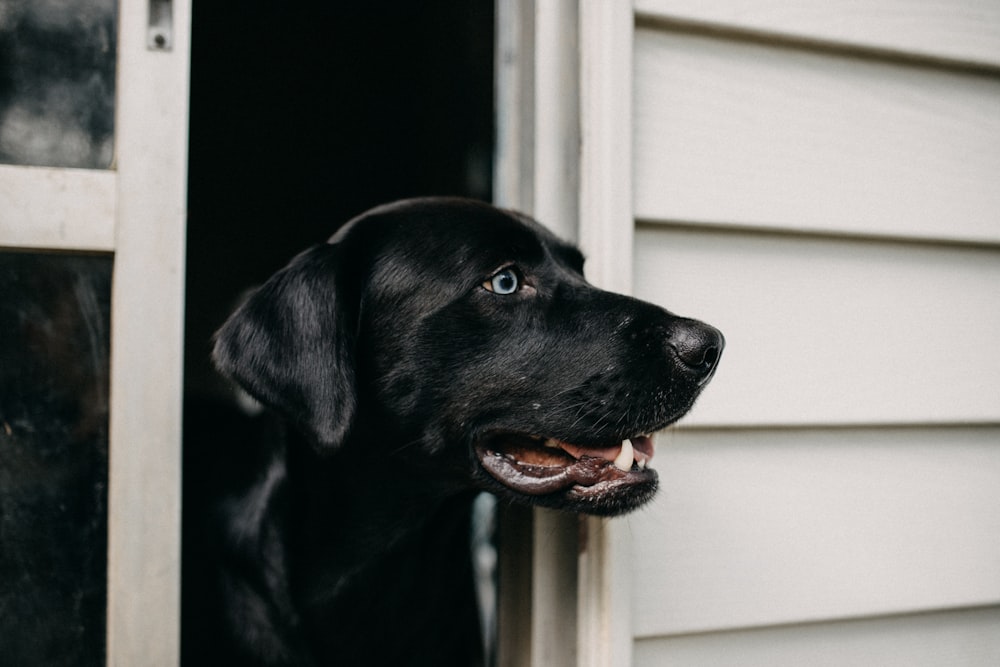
<box><xmin>0</xmin><ymin>1</ymin><xmax>191</xmax><ymax>663</ymax></box>
<box><xmin>107</xmin><ymin>1</ymin><xmax>191</xmax><ymax>663</ymax></box>
<box><xmin>494</xmin><ymin>2</ymin><xmax>635</xmax><ymax>666</ymax></box>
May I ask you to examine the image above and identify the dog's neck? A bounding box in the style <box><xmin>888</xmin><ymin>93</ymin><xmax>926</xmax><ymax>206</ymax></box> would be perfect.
<box><xmin>284</xmin><ymin>425</ymin><xmax>471</xmax><ymax>569</ymax></box>
<box><xmin>272</xmin><ymin>424</ymin><xmax>483</xmax><ymax>664</ymax></box>
<box><xmin>219</xmin><ymin>416</ymin><xmax>483</xmax><ymax>665</ymax></box>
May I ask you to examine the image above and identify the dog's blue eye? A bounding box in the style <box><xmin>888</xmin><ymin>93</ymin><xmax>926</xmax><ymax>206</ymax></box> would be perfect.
<box><xmin>485</xmin><ymin>268</ymin><xmax>519</xmax><ymax>295</ymax></box>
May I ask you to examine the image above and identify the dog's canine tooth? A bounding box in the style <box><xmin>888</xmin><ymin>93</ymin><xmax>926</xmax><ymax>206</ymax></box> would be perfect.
<box><xmin>637</xmin><ymin>458</ymin><xmax>646</xmax><ymax>470</ymax></box>
<box><xmin>613</xmin><ymin>439</ymin><xmax>634</xmax><ymax>471</ymax></box>
<box><xmin>543</xmin><ymin>438</ymin><xmax>561</xmax><ymax>449</ymax></box>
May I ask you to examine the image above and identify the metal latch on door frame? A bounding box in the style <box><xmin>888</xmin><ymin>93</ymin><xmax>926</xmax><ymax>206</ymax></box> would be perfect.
<box><xmin>147</xmin><ymin>0</ymin><xmax>173</xmax><ymax>51</ymax></box>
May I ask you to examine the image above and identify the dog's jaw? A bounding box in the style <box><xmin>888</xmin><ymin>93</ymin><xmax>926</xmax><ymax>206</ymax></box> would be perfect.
<box><xmin>473</xmin><ymin>432</ymin><xmax>660</xmax><ymax>516</ymax></box>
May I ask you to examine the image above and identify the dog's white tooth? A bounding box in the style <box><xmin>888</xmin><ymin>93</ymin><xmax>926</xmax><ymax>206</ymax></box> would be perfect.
<box><xmin>543</xmin><ymin>438</ymin><xmax>561</xmax><ymax>449</ymax></box>
<box><xmin>613</xmin><ymin>438</ymin><xmax>634</xmax><ymax>471</ymax></box>
<box><xmin>637</xmin><ymin>458</ymin><xmax>646</xmax><ymax>470</ymax></box>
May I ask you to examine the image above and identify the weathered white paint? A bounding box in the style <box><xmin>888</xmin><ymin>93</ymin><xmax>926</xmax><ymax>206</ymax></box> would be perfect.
<box><xmin>635</xmin><ymin>225</ymin><xmax>1000</xmax><ymax>426</ymax></box>
<box><xmin>0</xmin><ymin>165</ymin><xmax>116</xmax><ymax>251</ymax></box>
<box><xmin>634</xmin><ymin>28</ymin><xmax>1000</xmax><ymax>244</ymax></box>
<box><xmin>635</xmin><ymin>0</ymin><xmax>1000</xmax><ymax>68</ymax></box>
<box><xmin>106</xmin><ymin>0</ymin><xmax>191</xmax><ymax>663</ymax></box>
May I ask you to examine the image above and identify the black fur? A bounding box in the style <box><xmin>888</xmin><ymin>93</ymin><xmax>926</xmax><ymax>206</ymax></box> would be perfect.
<box><xmin>184</xmin><ymin>198</ymin><xmax>723</xmax><ymax>666</ymax></box>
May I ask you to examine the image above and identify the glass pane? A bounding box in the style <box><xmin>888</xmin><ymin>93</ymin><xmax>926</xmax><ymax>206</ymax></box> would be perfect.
<box><xmin>0</xmin><ymin>0</ymin><xmax>117</xmax><ymax>168</ymax></box>
<box><xmin>0</xmin><ymin>251</ymin><xmax>111</xmax><ymax>666</ymax></box>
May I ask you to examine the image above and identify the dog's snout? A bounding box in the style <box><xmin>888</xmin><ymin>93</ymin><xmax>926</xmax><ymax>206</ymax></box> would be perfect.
<box><xmin>667</xmin><ymin>320</ymin><xmax>725</xmax><ymax>382</ymax></box>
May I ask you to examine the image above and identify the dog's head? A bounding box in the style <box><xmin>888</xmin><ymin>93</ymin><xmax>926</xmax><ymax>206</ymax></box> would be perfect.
<box><xmin>214</xmin><ymin>198</ymin><xmax>722</xmax><ymax>516</ymax></box>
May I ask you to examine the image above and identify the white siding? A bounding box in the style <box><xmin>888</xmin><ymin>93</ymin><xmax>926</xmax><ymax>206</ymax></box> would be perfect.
<box><xmin>635</xmin><ymin>0</ymin><xmax>1000</xmax><ymax>68</ymax></box>
<box><xmin>624</xmin><ymin>1</ymin><xmax>1000</xmax><ymax>665</ymax></box>
<box><xmin>630</xmin><ymin>428</ymin><xmax>1000</xmax><ymax>636</ymax></box>
<box><xmin>633</xmin><ymin>28</ymin><xmax>1000</xmax><ymax>244</ymax></box>
<box><xmin>635</xmin><ymin>606</ymin><xmax>1000</xmax><ymax>667</ymax></box>
<box><xmin>634</xmin><ymin>226</ymin><xmax>1000</xmax><ymax>426</ymax></box>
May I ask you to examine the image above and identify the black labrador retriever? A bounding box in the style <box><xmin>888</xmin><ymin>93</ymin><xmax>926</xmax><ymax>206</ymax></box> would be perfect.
<box><xmin>186</xmin><ymin>198</ymin><xmax>723</xmax><ymax>666</ymax></box>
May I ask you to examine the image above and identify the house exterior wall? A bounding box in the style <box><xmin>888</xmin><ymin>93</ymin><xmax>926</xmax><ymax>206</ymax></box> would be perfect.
<box><xmin>625</xmin><ymin>1</ymin><xmax>1000</xmax><ymax>664</ymax></box>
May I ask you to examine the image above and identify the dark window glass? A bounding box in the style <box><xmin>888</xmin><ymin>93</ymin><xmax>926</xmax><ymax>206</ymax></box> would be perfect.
<box><xmin>0</xmin><ymin>0</ymin><xmax>117</xmax><ymax>168</ymax></box>
<box><xmin>0</xmin><ymin>251</ymin><xmax>111</xmax><ymax>666</ymax></box>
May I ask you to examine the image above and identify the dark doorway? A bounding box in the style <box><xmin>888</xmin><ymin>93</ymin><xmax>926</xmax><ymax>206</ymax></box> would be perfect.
<box><xmin>182</xmin><ymin>2</ymin><xmax>495</xmax><ymax>663</ymax></box>
<box><xmin>184</xmin><ymin>1</ymin><xmax>494</xmax><ymax>402</ymax></box>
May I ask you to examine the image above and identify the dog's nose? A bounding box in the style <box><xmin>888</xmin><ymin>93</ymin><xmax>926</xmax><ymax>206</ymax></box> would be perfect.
<box><xmin>667</xmin><ymin>320</ymin><xmax>725</xmax><ymax>382</ymax></box>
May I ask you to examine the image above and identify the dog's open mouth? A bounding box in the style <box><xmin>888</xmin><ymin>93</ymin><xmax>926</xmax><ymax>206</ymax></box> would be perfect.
<box><xmin>475</xmin><ymin>432</ymin><xmax>657</xmax><ymax>502</ymax></box>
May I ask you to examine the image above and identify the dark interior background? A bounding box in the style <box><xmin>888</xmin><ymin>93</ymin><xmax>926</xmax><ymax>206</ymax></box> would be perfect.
<box><xmin>185</xmin><ymin>0</ymin><xmax>495</xmax><ymax>401</ymax></box>
<box><xmin>182</xmin><ymin>2</ymin><xmax>495</xmax><ymax>661</ymax></box>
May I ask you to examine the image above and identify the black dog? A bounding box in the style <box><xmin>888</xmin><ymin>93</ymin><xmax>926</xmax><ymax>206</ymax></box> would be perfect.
<box><xmin>186</xmin><ymin>198</ymin><xmax>722</xmax><ymax>666</ymax></box>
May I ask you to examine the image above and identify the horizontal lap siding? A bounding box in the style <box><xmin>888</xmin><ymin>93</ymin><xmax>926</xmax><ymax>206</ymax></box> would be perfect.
<box><xmin>627</xmin><ymin>4</ymin><xmax>1000</xmax><ymax>663</ymax></box>
<box><xmin>629</xmin><ymin>427</ymin><xmax>1000</xmax><ymax>636</ymax></box>
<box><xmin>635</xmin><ymin>0</ymin><xmax>1000</xmax><ymax>68</ymax></box>
<box><xmin>634</xmin><ymin>606</ymin><xmax>1000</xmax><ymax>667</ymax></box>
<box><xmin>633</xmin><ymin>28</ymin><xmax>1000</xmax><ymax>243</ymax></box>
<box><xmin>634</xmin><ymin>226</ymin><xmax>1000</xmax><ymax>426</ymax></box>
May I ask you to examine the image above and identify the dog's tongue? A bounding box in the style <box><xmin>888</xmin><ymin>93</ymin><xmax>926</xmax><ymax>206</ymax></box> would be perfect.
<box><xmin>478</xmin><ymin>436</ymin><xmax>656</xmax><ymax>496</ymax></box>
<box><xmin>479</xmin><ymin>452</ymin><xmax>622</xmax><ymax>495</ymax></box>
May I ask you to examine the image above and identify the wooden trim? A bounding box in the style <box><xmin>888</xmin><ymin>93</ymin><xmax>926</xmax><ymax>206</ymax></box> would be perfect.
<box><xmin>528</xmin><ymin>3</ymin><xmax>582</xmax><ymax>667</ymax></box>
<box><xmin>0</xmin><ymin>165</ymin><xmax>116</xmax><ymax>251</ymax></box>
<box><xmin>495</xmin><ymin>3</ymin><xmax>537</xmax><ymax>666</ymax></box>
<box><xmin>495</xmin><ymin>3</ymin><xmax>585</xmax><ymax>666</ymax></box>
<box><xmin>577</xmin><ymin>3</ymin><xmax>635</xmax><ymax>667</ymax></box>
<box><xmin>106</xmin><ymin>0</ymin><xmax>191</xmax><ymax>663</ymax></box>
<box><xmin>494</xmin><ymin>0</ymin><xmax>535</xmax><ymax>215</ymax></box>
<box><xmin>578</xmin><ymin>1</ymin><xmax>634</xmax><ymax>297</ymax></box>
<box><xmin>532</xmin><ymin>0</ymin><xmax>580</xmax><ymax>242</ymax></box>
<box><xmin>496</xmin><ymin>4</ymin><xmax>640</xmax><ymax>666</ymax></box>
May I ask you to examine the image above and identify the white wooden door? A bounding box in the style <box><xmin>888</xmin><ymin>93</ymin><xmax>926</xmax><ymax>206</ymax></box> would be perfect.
<box><xmin>0</xmin><ymin>0</ymin><xmax>190</xmax><ymax>663</ymax></box>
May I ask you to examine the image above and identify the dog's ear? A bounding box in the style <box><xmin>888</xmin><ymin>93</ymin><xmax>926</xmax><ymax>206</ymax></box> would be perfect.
<box><xmin>212</xmin><ymin>243</ymin><xmax>356</xmax><ymax>451</ymax></box>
